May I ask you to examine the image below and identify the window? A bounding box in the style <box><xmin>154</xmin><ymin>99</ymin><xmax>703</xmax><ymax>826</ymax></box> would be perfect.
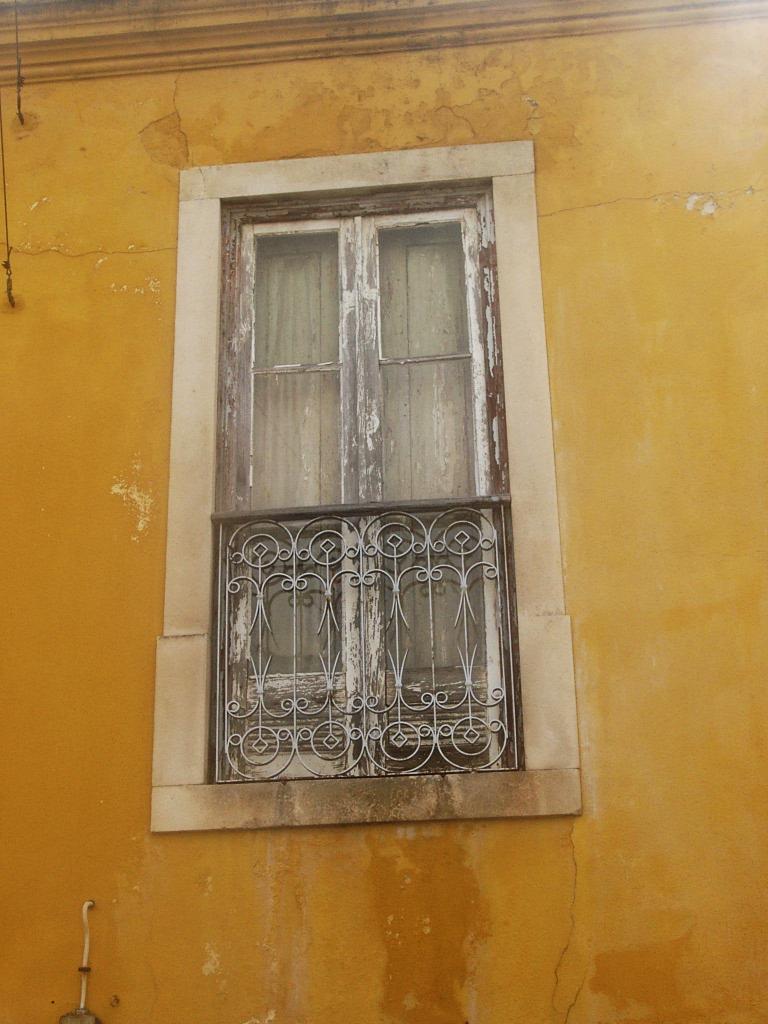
<box><xmin>152</xmin><ymin>142</ymin><xmax>580</xmax><ymax>831</ymax></box>
<box><xmin>214</xmin><ymin>193</ymin><xmax>521</xmax><ymax>782</ymax></box>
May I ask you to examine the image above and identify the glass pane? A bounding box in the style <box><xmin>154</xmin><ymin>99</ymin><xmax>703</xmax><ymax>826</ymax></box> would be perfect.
<box><xmin>379</xmin><ymin>222</ymin><xmax>468</xmax><ymax>358</ymax></box>
<box><xmin>382</xmin><ymin>360</ymin><xmax>474</xmax><ymax>500</ymax></box>
<box><xmin>253</xmin><ymin>232</ymin><xmax>339</xmax><ymax>368</ymax></box>
<box><xmin>252</xmin><ymin>371</ymin><xmax>341</xmax><ymax>507</ymax></box>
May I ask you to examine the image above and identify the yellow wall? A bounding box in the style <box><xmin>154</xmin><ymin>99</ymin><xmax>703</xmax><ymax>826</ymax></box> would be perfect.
<box><xmin>2</xmin><ymin>16</ymin><xmax>767</xmax><ymax>1024</ymax></box>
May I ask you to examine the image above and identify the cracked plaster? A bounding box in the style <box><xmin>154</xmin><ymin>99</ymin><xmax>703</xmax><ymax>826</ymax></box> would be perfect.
<box><xmin>1</xmin><ymin>16</ymin><xmax>767</xmax><ymax>1024</ymax></box>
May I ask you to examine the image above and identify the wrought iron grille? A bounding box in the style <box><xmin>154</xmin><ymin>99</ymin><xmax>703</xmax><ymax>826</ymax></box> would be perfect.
<box><xmin>213</xmin><ymin>497</ymin><xmax>521</xmax><ymax>782</ymax></box>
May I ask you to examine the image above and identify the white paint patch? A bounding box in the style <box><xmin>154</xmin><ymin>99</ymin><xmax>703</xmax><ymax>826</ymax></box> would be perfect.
<box><xmin>111</xmin><ymin>459</ymin><xmax>153</xmax><ymax>542</ymax></box>
<box><xmin>29</xmin><ymin>196</ymin><xmax>50</xmax><ymax>212</ymax></box>
<box><xmin>232</xmin><ymin>599</ymin><xmax>249</xmax><ymax>659</ymax></box>
<box><xmin>241</xmin><ymin>1013</ymin><xmax>276</xmax><ymax>1024</ymax></box>
<box><xmin>365</xmin><ymin>410</ymin><xmax>380</xmax><ymax>451</ymax></box>
<box><xmin>202</xmin><ymin>943</ymin><xmax>221</xmax><ymax>976</ymax></box>
<box><xmin>686</xmin><ymin>193</ymin><xmax>718</xmax><ymax>216</ymax></box>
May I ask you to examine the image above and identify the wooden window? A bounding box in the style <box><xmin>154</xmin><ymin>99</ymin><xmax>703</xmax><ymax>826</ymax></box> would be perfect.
<box><xmin>214</xmin><ymin>187</ymin><xmax>521</xmax><ymax>783</ymax></box>
<box><xmin>152</xmin><ymin>143</ymin><xmax>582</xmax><ymax>831</ymax></box>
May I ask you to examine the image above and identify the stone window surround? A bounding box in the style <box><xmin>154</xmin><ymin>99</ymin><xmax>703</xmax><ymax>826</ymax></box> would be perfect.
<box><xmin>151</xmin><ymin>141</ymin><xmax>581</xmax><ymax>832</ymax></box>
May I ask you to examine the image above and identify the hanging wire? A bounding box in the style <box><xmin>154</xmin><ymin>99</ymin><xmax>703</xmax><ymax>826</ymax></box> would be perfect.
<box><xmin>14</xmin><ymin>0</ymin><xmax>24</xmax><ymax>125</ymax></box>
<box><xmin>0</xmin><ymin>85</ymin><xmax>15</xmax><ymax>307</ymax></box>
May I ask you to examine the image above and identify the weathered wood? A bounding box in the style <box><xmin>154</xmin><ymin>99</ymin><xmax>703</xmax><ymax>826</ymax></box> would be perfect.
<box><xmin>212</xmin><ymin>493</ymin><xmax>511</xmax><ymax>524</ymax></box>
<box><xmin>215</xmin><ymin>184</ymin><xmax>520</xmax><ymax>779</ymax></box>
<box><xmin>224</xmin><ymin>184</ymin><xmax>487</xmax><ymax>229</ymax></box>
<box><xmin>217</xmin><ymin>207</ymin><xmax>252</xmax><ymax>511</ymax></box>
<box><xmin>478</xmin><ymin>192</ymin><xmax>510</xmax><ymax>495</ymax></box>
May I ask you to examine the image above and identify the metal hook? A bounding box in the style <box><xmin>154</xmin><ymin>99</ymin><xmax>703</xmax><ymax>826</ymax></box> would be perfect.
<box><xmin>78</xmin><ymin>900</ymin><xmax>95</xmax><ymax>1011</ymax></box>
<box><xmin>2</xmin><ymin>253</ymin><xmax>14</xmax><ymax>308</ymax></box>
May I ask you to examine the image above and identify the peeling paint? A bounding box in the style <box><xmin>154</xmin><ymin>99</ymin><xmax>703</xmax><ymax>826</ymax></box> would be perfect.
<box><xmin>202</xmin><ymin>943</ymin><xmax>221</xmax><ymax>976</ymax></box>
<box><xmin>686</xmin><ymin>193</ymin><xmax>718</xmax><ymax>216</ymax></box>
<box><xmin>4</xmin><ymin>20</ymin><xmax>768</xmax><ymax>1024</ymax></box>
<box><xmin>110</xmin><ymin>461</ymin><xmax>153</xmax><ymax>541</ymax></box>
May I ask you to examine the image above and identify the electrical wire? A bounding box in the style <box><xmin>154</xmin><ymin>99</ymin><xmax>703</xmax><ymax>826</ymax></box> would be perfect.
<box><xmin>14</xmin><ymin>0</ymin><xmax>24</xmax><ymax>125</ymax></box>
<box><xmin>0</xmin><ymin>85</ymin><xmax>15</xmax><ymax>307</ymax></box>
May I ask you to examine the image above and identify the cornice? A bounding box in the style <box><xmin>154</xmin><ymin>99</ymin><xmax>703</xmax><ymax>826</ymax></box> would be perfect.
<box><xmin>0</xmin><ymin>0</ymin><xmax>766</xmax><ymax>84</ymax></box>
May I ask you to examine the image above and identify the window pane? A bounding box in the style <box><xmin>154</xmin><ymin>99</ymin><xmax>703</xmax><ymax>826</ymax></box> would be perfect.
<box><xmin>382</xmin><ymin>360</ymin><xmax>474</xmax><ymax>500</ymax></box>
<box><xmin>379</xmin><ymin>222</ymin><xmax>468</xmax><ymax>358</ymax></box>
<box><xmin>254</xmin><ymin>232</ymin><xmax>339</xmax><ymax>368</ymax></box>
<box><xmin>252</xmin><ymin>371</ymin><xmax>341</xmax><ymax>507</ymax></box>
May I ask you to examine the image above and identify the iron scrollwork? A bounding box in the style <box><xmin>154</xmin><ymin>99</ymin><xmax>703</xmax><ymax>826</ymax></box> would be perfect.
<box><xmin>216</xmin><ymin>500</ymin><xmax>518</xmax><ymax>781</ymax></box>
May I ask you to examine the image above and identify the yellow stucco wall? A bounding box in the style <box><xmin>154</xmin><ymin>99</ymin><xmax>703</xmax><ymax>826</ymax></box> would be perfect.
<box><xmin>2</xmin><ymin>16</ymin><xmax>767</xmax><ymax>1024</ymax></box>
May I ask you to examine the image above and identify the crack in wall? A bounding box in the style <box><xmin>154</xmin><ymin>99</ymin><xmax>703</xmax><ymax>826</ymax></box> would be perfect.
<box><xmin>563</xmin><ymin>970</ymin><xmax>587</xmax><ymax>1024</ymax></box>
<box><xmin>540</xmin><ymin>184</ymin><xmax>762</xmax><ymax>219</ymax></box>
<box><xmin>172</xmin><ymin>74</ymin><xmax>191</xmax><ymax>159</ymax></box>
<box><xmin>15</xmin><ymin>245</ymin><xmax>175</xmax><ymax>258</ymax></box>
<box><xmin>434</xmin><ymin>104</ymin><xmax>479</xmax><ymax>140</ymax></box>
<box><xmin>139</xmin><ymin>76</ymin><xmax>190</xmax><ymax>169</ymax></box>
<box><xmin>551</xmin><ymin>822</ymin><xmax>579</xmax><ymax>1023</ymax></box>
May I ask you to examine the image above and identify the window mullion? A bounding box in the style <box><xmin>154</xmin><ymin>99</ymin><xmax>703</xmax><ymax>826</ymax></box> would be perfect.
<box><xmin>339</xmin><ymin>217</ymin><xmax>359</xmax><ymax>504</ymax></box>
<box><xmin>217</xmin><ymin>221</ymin><xmax>256</xmax><ymax>512</ymax></box>
<box><xmin>338</xmin><ymin>216</ymin><xmax>363</xmax><ymax>774</ymax></box>
<box><xmin>460</xmin><ymin>208</ymin><xmax>492</xmax><ymax>497</ymax></box>
<box><xmin>356</xmin><ymin>214</ymin><xmax>387</xmax><ymax>775</ymax></box>
<box><xmin>356</xmin><ymin>214</ymin><xmax>384</xmax><ymax>502</ymax></box>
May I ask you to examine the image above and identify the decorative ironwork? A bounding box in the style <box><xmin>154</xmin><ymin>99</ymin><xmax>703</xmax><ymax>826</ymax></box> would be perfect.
<box><xmin>214</xmin><ymin>498</ymin><xmax>519</xmax><ymax>781</ymax></box>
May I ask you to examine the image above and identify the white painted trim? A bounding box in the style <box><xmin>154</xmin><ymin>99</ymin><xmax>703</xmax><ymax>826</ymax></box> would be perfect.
<box><xmin>493</xmin><ymin>173</ymin><xmax>566</xmax><ymax>617</ymax></box>
<box><xmin>162</xmin><ymin>198</ymin><xmax>222</xmax><ymax>636</ymax></box>
<box><xmin>180</xmin><ymin>141</ymin><xmax>534</xmax><ymax>202</ymax></box>
<box><xmin>153</xmin><ymin>140</ymin><xmax>580</xmax><ymax>830</ymax></box>
<box><xmin>153</xmin><ymin>634</ymin><xmax>210</xmax><ymax>785</ymax></box>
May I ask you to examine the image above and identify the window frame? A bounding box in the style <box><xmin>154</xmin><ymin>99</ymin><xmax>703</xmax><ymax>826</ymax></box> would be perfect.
<box><xmin>215</xmin><ymin>195</ymin><xmax>520</xmax><ymax>784</ymax></box>
<box><xmin>152</xmin><ymin>141</ymin><xmax>581</xmax><ymax>831</ymax></box>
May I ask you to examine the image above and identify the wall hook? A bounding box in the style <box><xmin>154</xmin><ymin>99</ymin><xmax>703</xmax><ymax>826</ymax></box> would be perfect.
<box><xmin>59</xmin><ymin>901</ymin><xmax>100</xmax><ymax>1024</ymax></box>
